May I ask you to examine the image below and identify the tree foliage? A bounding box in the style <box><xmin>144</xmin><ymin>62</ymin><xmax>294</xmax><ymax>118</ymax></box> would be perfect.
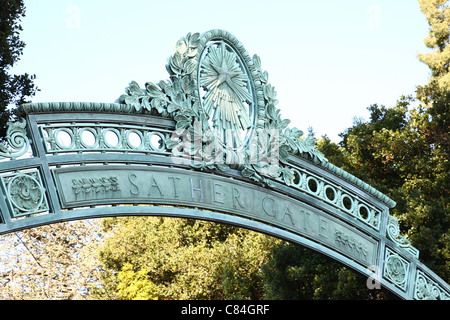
<box><xmin>261</xmin><ymin>243</ymin><xmax>393</xmax><ymax>300</ymax></box>
<box><xmin>330</xmin><ymin>95</ymin><xmax>448</xmax><ymax>282</ymax></box>
<box><xmin>0</xmin><ymin>0</ymin><xmax>38</xmax><ymax>138</ymax></box>
<box><xmin>261</xmin><ymin>0</ymin><xmax>450</xmax><ymax>297</ymax></box>
<box><xmin>0</xmin><ymin>220</ymin><xmax>103</xmax><ymax>299</ymax></box>
<box><xmin>93</xmin><ymin>217</ymin><xmax>279</xmax><ymax>300</ymax></box>
<box><xmin>417</xmin><ymin>0</ymin><xmax>450</xmax><ymax>92</ymax></box>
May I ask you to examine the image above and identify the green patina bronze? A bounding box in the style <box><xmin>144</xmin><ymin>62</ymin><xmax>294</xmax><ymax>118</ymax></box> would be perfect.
<box><xmin>0</xmin><ymin>30</ymin><xmax>447</xmax><ymax>300</ymax></box>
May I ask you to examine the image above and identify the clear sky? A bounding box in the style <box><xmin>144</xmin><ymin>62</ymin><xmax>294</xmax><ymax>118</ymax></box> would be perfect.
<box><xmin>12</xmin><ymin>0</ymin><xmax>431</xmax><ymax>142</ymax></box>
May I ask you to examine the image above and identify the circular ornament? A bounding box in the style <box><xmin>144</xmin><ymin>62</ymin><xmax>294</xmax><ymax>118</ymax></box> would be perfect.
<box><xmin>196</xmin><ymin>31</ymin><xmax>257</xmax><ymax>150</ymax></box>
<box><xmin>8</xmin><ymin>174</ymin><xmax>44</xmax><ymax>212</ymax></box>
<box><xmin>385</xmin><ymin>254</ymin><xmax>408</xmax><ymax>286</ymax></box>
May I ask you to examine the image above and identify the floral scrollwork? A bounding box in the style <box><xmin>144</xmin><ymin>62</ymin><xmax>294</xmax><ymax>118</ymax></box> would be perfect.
<box><xmin>384</xmin><ymin>248</ymin><xmax>410</xmax><ymax>291</ymax></box>
<box><xmin>1</xmin><ymin>171</ymin><xmax>48</xmax><ymax>218</ymax></box>
<box><xmin>9</xmin><ymin>175</ymin><xmax>43</xmax><ymax>211</ymax></box>
<box><xmin>414</xmin><ymin>271</ymin><xmax>450</xmax><ymax>300</ymax></box>
<box><xmin>386</xmin><ymin>215</ymin><xmax>419</xmax><ymax>258</ymax></box>
<box><xmin>0</xmin><ymin>119</ymin><xmax>31</xmax><ymax>160</ymax></box>
<box><xmin>415</xmin><ymin>272</ymin><xmax>441</xmax><ymax>300</ymax></box>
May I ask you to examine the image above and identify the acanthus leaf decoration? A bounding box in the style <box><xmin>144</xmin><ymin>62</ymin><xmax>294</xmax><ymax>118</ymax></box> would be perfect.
<box><xmin>116</xmin><ymin>30</ymin><xmax>328</xmax><ymax>186</ymax></box>
<box><xmin>116</xmin><ymin>32</ymin><xmax>200</xmax><ymax>117</ymax></box>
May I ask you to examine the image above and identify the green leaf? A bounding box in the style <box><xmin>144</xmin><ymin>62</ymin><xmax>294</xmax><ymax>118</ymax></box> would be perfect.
<box><xmin>291</xmin><ymin>127</ymin><xmax>303</xmax><ymax>138</ymax></box>
<box><xmin>145</xmin><ymin>82</ymin><xmax>164</xmax><ymax>98</ymax></box>
<box><xmin>241</xmin><ymin>166</ymin><xmax>255</xmax><ymax>178</ymax></box>
<box><xmin>189</xmin><ymin>32</ymin><xmax>200</xmax><ymax>46</ymax></box>
<box><xmin>169</xmin><ymin>55</ymin><xmax>183</xmax><ymax>75</ymax></box>
<box><xmin>186</xmin><ymin>48</ymin><xmax>198</xmax><ymax>58</ymax></box>
<box><xmin>167</xmin><ymin>103</ymin><xmax>179</xmax><ymax>114</ymax></box>
<box><xmin>266</xmin><ymin>104</ymin><xmax>277</xmax><ymax>120</ymax></box>
<box><xmin>305</xmin><ymin>136</ymin><xmax>316</xmax><ymax>148</ymax></box>
<box><xmin>279</xmin><ymin>145</ymin><xmax>290</xmax><ymax>163</ymax></box>
<box><xmin>184</xmin><ymin>58</ymin><xmax>197</xmax><ymax>74</ymax></box>
<box><xmin>151</xmin><ymin>97</ymin><xmax>167</xmax><ymax>113</ymax></box>
<box><xmin>176</xmin><ymin>120</ymin><xmax>190</xmax><ymax>130</ymax></box>
<box><xmin>174</xmin><ymin>114</ymin><xmax>189</xmax><ymax>122</ymax></box>
<box><xmin>142</xmin><ymin>96</ymin><xmax>151</xmax><ymax>111</ymax></box>
<box><xmin>252</xmin><ymin>54</ymin><xmax>261</xmax><ymax>71</ymax></box>
<box><xmin>261</xmin><ymin>71</ymin><xmax>269</xmax><ymax>83</ymax></box>
<box><xmin>128</xmin><ymin>81</ymin><xmax>145</xmax><ymax>96</ymax></box>
<box><xmin>165</xmin><ymin>138</ymin><xmax>180</xmax><ymax>150</ymax></box>
<box><xmin>116</xmin><ymin>94</ymin><xmax>128</xmax><ymax>104</ymax></box>
<box><xmin>124</xmin><ymin>96</ymin><xmax>141</xmax><ymax>112</ymax></box>
<box><xmin>280</xmin><ymin>119</ymin><xmax>291</xmax><ymax>130</ymax></box>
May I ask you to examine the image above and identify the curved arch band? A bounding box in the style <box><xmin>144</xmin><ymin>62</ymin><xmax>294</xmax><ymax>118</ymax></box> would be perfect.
<box><xmin>1</xmin><ymin>30</ymin><xmax>448</xmax><ymax>300</ymax></box>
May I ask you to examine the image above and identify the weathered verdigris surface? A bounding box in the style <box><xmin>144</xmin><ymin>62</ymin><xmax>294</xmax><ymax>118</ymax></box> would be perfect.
<box><xmin>0</xmin><ymin>29</ymin><xmax>448</xmax><ymax>300</ymax></box>
<box><xmin>53</xmin><ymin>165</ymin><xmax>379</xmax><ymax>267</ymax></box>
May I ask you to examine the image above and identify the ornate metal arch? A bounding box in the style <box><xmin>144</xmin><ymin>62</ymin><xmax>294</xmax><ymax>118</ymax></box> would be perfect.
<box><xmin>0</xmin><ymin>30</ymin><xmax>448</xmax><ymax>300</ymax></box>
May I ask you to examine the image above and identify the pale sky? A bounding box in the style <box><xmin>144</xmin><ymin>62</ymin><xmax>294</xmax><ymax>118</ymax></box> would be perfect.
<box><xmin>12</xmin><ymin>0</ymin><xmax>431</xmax><ymax>142</ymax></box>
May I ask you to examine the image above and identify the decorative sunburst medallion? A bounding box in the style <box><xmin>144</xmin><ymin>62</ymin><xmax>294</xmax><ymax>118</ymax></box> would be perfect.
<box><xmin>198</xmin><ymin>42</ymin><xmax>254</xmax><ymax>148</ymax></box>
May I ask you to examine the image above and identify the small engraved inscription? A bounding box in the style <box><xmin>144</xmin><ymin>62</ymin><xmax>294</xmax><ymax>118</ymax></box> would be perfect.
<box><xmin>71</xmin><ymin>176</ymin><xmax>120</xmax><ymax>200</ymax></box>
<box><xmin>335</xmin><ymin>229</ymin><xmax>369</xmax><ymax>257</ymax></box>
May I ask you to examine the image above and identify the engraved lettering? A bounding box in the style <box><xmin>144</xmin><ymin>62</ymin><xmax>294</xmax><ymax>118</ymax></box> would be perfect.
<box><xmin>281</xmin><ymin>204</ymin><xmax>295</xmax><ymax>226</ymax></box>
<box><xmin>262</xmin><ymin>196</ymin><xmax>276</xmax><ymax>217</ymax></box>
<box><xmin>335</xmin><ymin>229</ymin><xmax>368</xmax><ymax>257</ymax></box>
<box><xmin>300</xmin><ymin>209</ymin><xmax>315</xmax><ymax>234</ymax></box>
<box><xmin>72</xmin><ymin>176</ymin><xmax>120</xmax><ymax>200</ymax></box>
<box><xmin>213</xmin><ymin>183</ymin><xmax>224</xmax><ymax>204</ymax></box>
<box><xmin>148</xmin><ymin>176</ymin><xmax>164</xmax><ymax>198</ymax></box>
<box><xmin>190</xmin><ymin>178</ymin><xmax>203</xmax><ymax>201</ymax></box>
<box><xmin>58</xmin><ymin>168</ymin><xmax>380</xmax><ymax>268</ymax></box>
<box><xmin>232</xmin><ymin>187</ymin><xmax>245</xmax><ymax>209</ymax></box>
<box><xmin>168</xmin><ymin>176</ymin><xmax>181</xmax><ymax>198</ymax></box>
<box><xmin>319</xmin><ymin>218</ymin><xmax>329</xmax><ymax>239</ymax></box>
<box><xmin>128</xmin><ymin>173</ymin><xmax>139</xmax><ymax>195</ymax></box>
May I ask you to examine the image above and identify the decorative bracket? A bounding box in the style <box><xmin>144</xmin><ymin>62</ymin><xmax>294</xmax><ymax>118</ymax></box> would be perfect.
<box><xmin>0</xmin><ymin>119</ymin><xmax>31</xmax><ymax>160</ymax></box>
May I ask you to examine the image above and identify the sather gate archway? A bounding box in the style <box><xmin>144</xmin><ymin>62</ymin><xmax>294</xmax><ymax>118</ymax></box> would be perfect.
<box><xmin>0</xmin><ymin>30</ymin><xmax>448</xmax><ymax>300</ymax></box>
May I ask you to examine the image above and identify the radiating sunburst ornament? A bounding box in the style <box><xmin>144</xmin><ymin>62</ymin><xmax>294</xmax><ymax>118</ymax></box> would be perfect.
<box><xmin>199</xmin><ymin>42</ymin><xmax>253</xmax><ymax>147</ymax></box>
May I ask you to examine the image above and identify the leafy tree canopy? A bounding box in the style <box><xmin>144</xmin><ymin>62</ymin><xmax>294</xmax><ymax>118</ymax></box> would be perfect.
<box><xmin>93</xmin><ymin>217</ymin><xmax>279</xmax><ymax>300</ymax></box>
<box><xmin>417</xmin><ymin>0</ymin><xmax>450</xmax><ymax>92</ymax></box>
<box><xmin>0</xmin><ymin>0</ymin><xmax>38</xmax><ymax>138</ymax></box>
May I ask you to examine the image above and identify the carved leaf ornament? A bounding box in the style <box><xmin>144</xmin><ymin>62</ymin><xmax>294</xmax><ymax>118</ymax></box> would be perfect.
<box><xmin>117</xmin><ymin>30</ymin><xmax>327</xmax><ymax>186</ymax></box>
